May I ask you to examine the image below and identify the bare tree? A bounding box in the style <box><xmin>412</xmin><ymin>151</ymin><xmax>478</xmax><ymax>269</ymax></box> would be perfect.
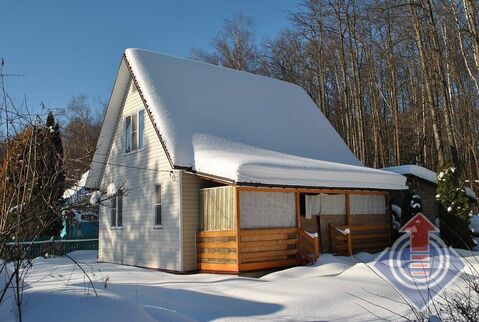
<box><xmin>193</xmin><ymin>0</ymin><xmax>479</xmax><ymax>183</ymax></box>
<box><xmin>0</xmin><ymin>63</ymin><xmax>112</xmax><ymax>322</ymax></box>
<box><xmin>62</xmin><ymin>95</ymin><xmax>104</xmax><ymax>184</ymax></box>
<box><xmin>191</xmin><ymin>12</ymin><xmax>259</xmax><ymax>72</ymax></box>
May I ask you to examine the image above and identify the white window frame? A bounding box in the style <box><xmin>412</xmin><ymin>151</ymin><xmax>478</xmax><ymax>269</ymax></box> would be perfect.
<box><xmin>110</xmin><ymin>190</ymin><xmax>123</xmax><ymax>229</ymax></box>
<box><xmin>138</xmin><ymin>110</ymin><xmax>145</xmax><ymax>149</ymax></box>
<box><xmin>153</xmin><ymin>183</ymin><xmax>162</xmax><ymax>229</ymax></box>
<box><xmin>124</xmin><ymin>109</ymin><xmax>145</xmax><ymax>154</ymax></box>
<box><xmin>125</xmin><ymin>115</ymin><xmax>132</xmax><ymax>153</ymax></box>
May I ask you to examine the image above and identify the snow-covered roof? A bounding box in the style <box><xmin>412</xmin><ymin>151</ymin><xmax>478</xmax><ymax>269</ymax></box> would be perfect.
<box><xmin>194</xmin><ymin>135</ymin><xmax>406</xmax><ymax>190</ymax></box>
<box><xmin>125</xmin><ymin>49</ymin><xmax>362</xmax><ymax>168</ymax></box>
<box><xmin>87</xmin><ymin>49</ymin><xmax>407</xmax><ymax>190</ymax></box>
<box><xmin>382</xmin><ymin>165</ymin><xmax>437</xmax><ymax>184</ymax></box>
<box><xmin>63</xmin><ymin>171</ymin><xmax>89</xmax><ymax>201</ymax></box>
<box><xmin>382</xmin><ymin>165</ymin><xmax>477</xmax><ymax>199</ymax></box>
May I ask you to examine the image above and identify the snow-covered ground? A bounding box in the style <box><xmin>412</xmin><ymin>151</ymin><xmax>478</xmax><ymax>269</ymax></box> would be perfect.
<box><xmin>1</xmin><ymin>250</ymin><xmax>479</xmax><ymax>322</ymax></box>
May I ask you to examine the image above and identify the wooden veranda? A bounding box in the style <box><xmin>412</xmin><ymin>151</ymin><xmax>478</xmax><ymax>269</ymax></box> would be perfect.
<box><xmin>196</xmin><ymin>186</ymin><xmax>391</xmax><ymax>273</ymax></box>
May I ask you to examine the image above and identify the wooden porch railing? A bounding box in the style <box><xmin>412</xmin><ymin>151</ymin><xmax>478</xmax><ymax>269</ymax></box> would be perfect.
<box><xmin>197</xmin><ymin>227</ymin><xmax>321</xmax><ymax>272</ymax></box>
<box><xmin>238</xmin><ymin>227</ymin><xmax>301</xmax><ymax>271</ymax></box>
<box><xmin>329</xmin><ymin>224</ymin><xmax>390</xmax><ymax>255</ymax></box>
<box><xmin>298</xmin><ymin>229</ymin><xmax>320</xmax><ymax>264</ymax></box>
<box><xmin>197</xmin><ymin>230</ymin><xmax>238</xmax><ymax>272</ymax></box>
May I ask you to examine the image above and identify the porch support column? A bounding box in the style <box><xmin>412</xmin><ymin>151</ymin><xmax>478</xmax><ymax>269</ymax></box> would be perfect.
<box><xmin>386</xmin><ymin>192</ymin><xmax>392</xmax><ymax>246</ymax></box>
<box><xmin>295</xmin><ymin>191</ymin><xmax>301</xmax><ymax>229</ymax></box>
<box><xmin>345</xmin><ymin>192</ymin><xmax>352</xmax><ymax>256</ymax></box>
<box><xmin>345</xmin><ymin>192</ymin><xmax>351</xmax><ymax>225</ymax></box>
<box><xmin>234</xmin><ymin>186</ymin><xmax>241</xmax><ymax>272</ymax></box>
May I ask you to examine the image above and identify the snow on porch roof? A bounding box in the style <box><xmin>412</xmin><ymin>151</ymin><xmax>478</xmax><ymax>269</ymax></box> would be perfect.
<box><xmin>124</xmin><ymin>48</ymin><xmax>362</xmax><ymax>169</ymax></box>
<box><xmin>194</xmin><ymin>135</ymin><xmax>407</xmax><ymax>190</ymax></box>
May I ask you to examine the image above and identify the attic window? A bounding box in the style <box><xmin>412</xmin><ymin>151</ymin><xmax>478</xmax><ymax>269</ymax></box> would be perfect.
<box><xmin>125</xmin><ymin>110</ymin><xmax>145</xmax><ymax>153</ymax></box>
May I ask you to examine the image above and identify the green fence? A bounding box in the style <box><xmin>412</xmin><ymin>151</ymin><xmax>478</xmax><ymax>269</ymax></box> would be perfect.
<box><xmin>6</xmin><ymin>238</ymin><xmax>98</xmax><ymax>260</ymax></box>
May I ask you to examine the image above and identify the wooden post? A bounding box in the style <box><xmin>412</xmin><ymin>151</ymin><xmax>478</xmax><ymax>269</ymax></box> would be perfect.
<box><xmin>314</xmin><ymin>237</ymin><xmax>319</xmax><ymax>259</ymax></box>
<box><xmin>295</xmin><ymin>191</ymin><xmax>302</xmax><ymax>261</ymax></box>
<box><xmin>295</xmin><ymin>191</ymin><xmax>301</xmax><ymax>229</ymax></box>
<box><xmin>345</xmin><ymin>192</ymin><xmax>351</xmax><ymax>226</ymax></box>
<box><xmin>345</xmin><ymin>193</ymin><xmax>352</xmax><ymax>255</ymax></box>
<box><xmin>386</xmin><ymin>193</ymin><xmax>392</xmax><ymax>246</ymax></box>
<box><xmin>347</xmin><ymin>232</ymin><xmax>353</xmax><ymax>256</ymax></box>
<box><xmin>234</xmin><ymin>186</ymin><xmax>241</xmax><ymax>272</ymax></box>
<box><xmin>328</xmin><ymin>223</ymin><xmax>333</xmax><ymax>253</ymax></box>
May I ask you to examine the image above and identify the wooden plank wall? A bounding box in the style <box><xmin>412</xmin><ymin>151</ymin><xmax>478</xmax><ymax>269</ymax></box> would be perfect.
<box><xmin>238</xmin><ymin>228</ymin><xmax>301</xmax><ymax>271</ymax></box>
<box><xmin>197</xmin><ymin>230</ymin><xmax>238</xmax><ymax>272</ymax></box>
<box><xmin>329</xmin><ymin>223</ymin><xmax>390</xmax><ymax>255</ymax></box>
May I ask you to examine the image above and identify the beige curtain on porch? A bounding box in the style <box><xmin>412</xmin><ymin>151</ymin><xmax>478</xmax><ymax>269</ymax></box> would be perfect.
<box><xmin>350</xmin><ymin>194</ymin><xmax>386</xmax><ymax>214</ymax></box>
<box><xmin>305</xmin><ymin>193</ymin><xmax>346</xmax><ymax>217</ymax></box>
<box><xmin>239</xmin><ymin>191</ymin><xmax>296</xmax><ymax>228</ymax></box>
<box><xmin>305</xmin><ymin>194</ymin><xmax>321</xmax><ymax>219</ymax></box>
<box><xmin>320</xmin><ymin>193</ymin><xmax>346</xmax><ymax>215</ymax></box>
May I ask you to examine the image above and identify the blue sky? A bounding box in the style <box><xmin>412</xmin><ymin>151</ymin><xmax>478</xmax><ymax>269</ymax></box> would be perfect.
<box><xmin>1</xmin><ymin>0</ymin><xmax>301</xmax><ymax>116</ymax></box>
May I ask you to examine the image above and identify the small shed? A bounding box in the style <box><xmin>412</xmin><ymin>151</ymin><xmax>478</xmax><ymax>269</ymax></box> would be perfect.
<box><xmin>383</xmin><ymin>165</ymin><xmax>478</xmax><ymax>222</ymax></box>
<box><xmin>62</xmin><ymin>171</ymin><xmax>99</xmax><ymax>238</ymax></box>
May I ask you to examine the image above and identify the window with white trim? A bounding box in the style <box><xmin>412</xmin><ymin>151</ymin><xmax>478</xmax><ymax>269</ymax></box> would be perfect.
<box><xmin>154</xmin><ymin>184</ymin><xmax>162</xmax><ymax>227</ymax></box>
<box><xmin>138</xmin><ymin>110</ymin><xmax>144</xmax><ymax>149</ymax></box>
<box><xmin>110</xmin><ymin>190</ymin><xmax>123</xmax><ymax>228</ymax></box>
<box><xmin>125</xmin><ymin>110</ymin><xmax>145</xmax><ymax>153</ymax></box>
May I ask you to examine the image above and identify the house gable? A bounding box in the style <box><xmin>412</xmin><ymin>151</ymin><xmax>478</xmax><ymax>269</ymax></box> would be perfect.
<box><xmin>98</xmin><ymin>75</ymin><xmax>182</xmax><ymax>271</ymax></box>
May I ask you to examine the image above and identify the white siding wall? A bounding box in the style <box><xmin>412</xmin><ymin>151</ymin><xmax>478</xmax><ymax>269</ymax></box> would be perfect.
<box><xmin>181</xmin><ymin>173</ymin><xmax>219</xmax><ymax>271</ymax></box>
<box><xmin>99</xmin><ymin>80</ymin><xmax>181</xmax><ymax>271</ymax></box>
<box><xmin>181</xmin><ymin>173</ymin><xmax>199</xmax><ymax>271</ymax></box>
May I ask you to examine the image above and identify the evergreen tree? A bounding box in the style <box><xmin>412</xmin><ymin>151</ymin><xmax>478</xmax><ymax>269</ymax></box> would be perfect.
<box><xmin>43</xmin><ymin>112</ymin><xmax>65</xmax><ymax>236</ymax></box>
<box><xmin>401</xmin><ymin>189</ymin><xmax>422</xmax><ymax>226</ymax></box>
<box><xmin>437</xmin><ymin>166</ymin><xmax>475</xmax><ymax>249</ymax></box>
<box><xmin>0</xmin><ymin>113</ymin><xmax>65</xmax><ymax>238</ymax></box>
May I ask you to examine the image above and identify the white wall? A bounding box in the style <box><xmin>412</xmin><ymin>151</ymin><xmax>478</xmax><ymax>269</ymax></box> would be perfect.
<box><xmin>99</xmin><ymin>80</ymin><xmax>181</xmax><ymax>271</ymax></box>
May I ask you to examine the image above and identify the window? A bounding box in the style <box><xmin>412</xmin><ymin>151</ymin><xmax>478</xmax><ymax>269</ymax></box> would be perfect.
<box><xmin>131</xmin><ymin>113</ymin><xmax>137</xmax><ymax>151</ymax></box>
<box><xmin>110</xmin><ymin>196</ymin><xmax>116</xmax><ymax>227</ymax></box>
<box><xmin>138</xmin><ymin>110</ymin><xmax>144</xmax><ymax>149</ymax></box>
<box><xmin>125</xmin><ymin>110</ymin><xmax>145</xmax><ymax>153</ymax></box>
<box><xmin>125</xmin><ymin>116</ymin><xmax>132</xmax><ymax>153</ymax></box>
<box><xmin>154</xmin><ymin>184</ymin><xmax>162</xmax><ymax>227</ymax></box>
<box><xmin>110</xmin><ymin>191</ymin><xmax>123</xmax><ymax>228</ymax></box>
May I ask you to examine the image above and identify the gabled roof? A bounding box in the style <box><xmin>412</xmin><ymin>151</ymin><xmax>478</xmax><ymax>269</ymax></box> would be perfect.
<box><xmin>87</xmin><ymin>48</ymin><xmax>406</xmax><ymax>190</ymax></box>
<box><xmin>125</xmin><ymin>48</ymin><xmax>362</xmax><ymax>168</ymax></box>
